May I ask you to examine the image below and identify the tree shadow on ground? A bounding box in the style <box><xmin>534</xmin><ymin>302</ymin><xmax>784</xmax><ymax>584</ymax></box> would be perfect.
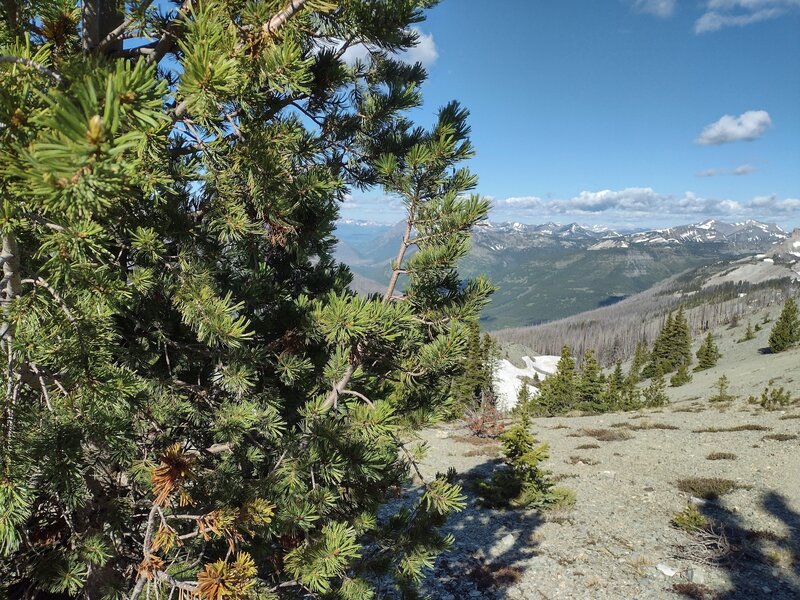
<box><xmin>419</xmin><ymin>456</ymin><xmax>553</xmax><ymax>599</ymax></box>
<box><xmin>691</xmin><ymin>491</ymin><xmax>800</xmax><ymax>599</ymax></box>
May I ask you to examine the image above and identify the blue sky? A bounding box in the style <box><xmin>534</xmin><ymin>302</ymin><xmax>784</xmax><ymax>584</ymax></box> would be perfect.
<box><xmin>343</xmin><ymin>0</ymin><xmax>800</xmax><ymax>229</ymax></box>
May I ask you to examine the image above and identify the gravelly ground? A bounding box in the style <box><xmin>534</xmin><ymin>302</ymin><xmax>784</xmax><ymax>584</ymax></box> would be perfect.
<box><xmin>413</xmin><ymin>390</ymin><xmax>800</xmax><ymax>599</ymax></box>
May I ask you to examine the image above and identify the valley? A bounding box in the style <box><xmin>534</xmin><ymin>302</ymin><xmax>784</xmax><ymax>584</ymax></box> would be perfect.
<box><xmin>336</xmin><ymin>219</ymin><xmax>791</xmax><ymax>329</ymax></box>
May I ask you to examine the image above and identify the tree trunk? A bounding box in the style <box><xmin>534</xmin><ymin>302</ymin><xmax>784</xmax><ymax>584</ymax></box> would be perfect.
<box><xmin>82</xmin><ymin>0</ymin><xmax>124</xmax><ymax>52</ymax></box>
<box><xmin>1</xmin><ymin>232</ymin><xmax>21</xmax><ymax>344</ymax></box>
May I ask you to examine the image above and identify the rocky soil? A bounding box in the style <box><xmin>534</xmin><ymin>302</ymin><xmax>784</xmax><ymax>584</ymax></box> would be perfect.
<box><xmin>413</xmin><ymin>396</ymin><xmax>800</xmax><ymax>599</ymax></box>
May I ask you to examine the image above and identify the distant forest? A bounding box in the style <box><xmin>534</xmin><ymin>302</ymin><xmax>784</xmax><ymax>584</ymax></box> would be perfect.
<box><xmin>494</xmin><ymin>274</ymin><xmax>799</xmax><ymax>366</ymax></box>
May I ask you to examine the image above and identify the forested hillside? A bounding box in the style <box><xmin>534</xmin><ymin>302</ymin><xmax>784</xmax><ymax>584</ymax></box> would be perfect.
<box><xmin>337</xmin><ymin>219</ymin><xmax>789</xmax><ymax>328</ymax></box>
<box><xmin>495</xmin><ymin>249</ymin><xmax>800</xmax><ymax>365</ymax></box>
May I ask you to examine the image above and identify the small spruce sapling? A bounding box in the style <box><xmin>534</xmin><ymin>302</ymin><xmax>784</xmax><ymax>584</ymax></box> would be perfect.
<box><xmin>670</xmin><ymin>363</ymin><xmax>692</xmax><ymax>387</ymax></box>
<box><xmin>709</xmin><ymin>375</ymin><xmax>735</xmax><ymax>403</ymax></box>
<box><xmin>475</xmin><ymin>387</ymin><xmax>573</xmax><ymax>509</ymax></box>
<box><xmin>739</xmin><ymin>322</ymin><xmax>755</xmax><ymax>342</ymax></box>
<box><xmin>643</xmin><ymin>368</ymin><xmax>669</xmax><ymax>407</ymax></box>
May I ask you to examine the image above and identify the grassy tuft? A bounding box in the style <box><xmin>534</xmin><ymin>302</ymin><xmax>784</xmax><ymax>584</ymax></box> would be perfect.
<box><xmin>676</xmin><ymin>477</ymin><xmax>751</xmax><ymax>499</ymax></box>
<box><xmin>671</xmin><ymin>503</ymin><xmax>709</xmax><ymax>532</ymax></box>
<box><xmin>762</xmin><ymin>433</ymin><xmax>798</xmax><ymax>442</ymax></box>
<box><xmin>575</xmin><ymin>428</ymin><xmax>633</xmax><ymax>441</ymax></box>
<box><xmin>706</xmin><ymin>451</ymin><xmax>737</xmax><ymax>461</ymax></box>
<box><xmin>693</xmin><ymin>424</ymin><xmax>771</xmax><ymax>433</ymax></box>
<box><xmin>672</xmin><ymin>582</ymin><xmax>715</xmax><ymax>599</ymax></box>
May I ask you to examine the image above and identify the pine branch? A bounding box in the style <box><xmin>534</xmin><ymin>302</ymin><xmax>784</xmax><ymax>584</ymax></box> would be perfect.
<box><xmin>146</xmin><ymin>0</ymin><xmax>193</xmax><ymax>65</ymax></box>
<box><xmin>340</xmin><ymin>389</ymin><xmax>373</xmax><ymax>406</ymax></box>
<box><xmin>258</xmin><ymin>0</ymin><xmax>309</xmax><ymax>36</ymax></box>
<box><xmin>0</xmin><ymin>56</ymin><xmax>62</xmax><ymax>83</ymax></box>
<box><xmin>323</xmin><ymin>195</ymin><xmax>418</xmax><ymax>408</ymax></box>
<box><xmin>96</xmin><ymin>0</ymin><xmax>155</xmax><ymax>53</ymax></box>
<box><xmin>21</xmin><ymin>278</ymin><xmax>78</xmax><ymax>328</ymax></box>
<box><xmin>322</xmin><ymin>361</ymin><xmax>355</xmax><ymax>410</ymax></box>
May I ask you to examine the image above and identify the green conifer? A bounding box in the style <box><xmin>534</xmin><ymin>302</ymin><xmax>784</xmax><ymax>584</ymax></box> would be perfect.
<box><xmin>695</xmin><ymin>332</ymin><xmax>721</xmax><ymax>371</ymax></box>
<box><xmin>768</xmin><ymin>298</ymin><xmax>799</xmax><ymax>353</ymax></box>
<box><xmin>0</xmin><ymin>2</ymin><xmax>492</xmax><ymax>596</ymax></box>
<box><xmin>709</xmin><ymin>374</ymin><xmax>735</xmax><ymax>403</ymax></box>
<box><xmin>670</xmin><ymin>363</ymin><xmax>692</xmax><ymax>387</ymax></box>
<box><xmin>643</xmin><ymin>368</ymin><xmax>669</xmax><ymax>407</ymax></box>
<box><xmin>577</xmin><ymin>349</ymin><xmax>603</xmax><ymax>409</ymax></box>
<box><xmin>739</xmin><ymin>321</ymin><xmax>755</xmax><ymax>342</ymax></box>
<box><xmin>535</xmin><ymin>345</ymin><xmax>577</xmax><ymax>415</ymax></box>
<box><xmin>629</xmin><ymin>340</ymin><xmax>649</xmax><ymax>383</ymax></box>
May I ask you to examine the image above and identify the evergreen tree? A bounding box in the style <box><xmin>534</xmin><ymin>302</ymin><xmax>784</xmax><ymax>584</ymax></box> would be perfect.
<box><xmin>577</xmin><ymin>349</ymin><xmax>603</xmax><ymax>409</ymax></box>
<box><xmin>642</xmin><ymin>312</ymin><xmax>673</xmax><ymax>378</ymax></box>
<box><xmin>643</xmin><ymin>368</ymin><xmax>669</xmax><ymax>407</ymax></box>
<box><xmin>629</xmin><ymin>340</ymin><xmax>649</xmax><ymax>383</ymax></box>
<box><xmin>454</xmin><ymin>322</ymin><xmax>497</xmax><ymax>413</ymax></box>
<box><xmin>600</xmin><ymin>361</ymin><xmax>624</xmax><ymax>411</ymax></box>
<box><xmin>475</xmin><ymin>390</ymin><xmax>573</xmax><ymax>510</ymax></box>
<box><xmin>0</xmin><ymin>2</ymin><xmax>492</xmax><ymax>597</ymax></box>
<box><xmin>643</xmin><ymin>308</ymin><xmax>692</xmax><ymax>378</ymax></box>
<box><xmin>670</xmin><ymin>363</ymin><xmax>692</xmax><ymax>387</ymax></box>
<box><xmin>619</xmin><ymin>374</ymin><xmax>644</xmax><ymax>411</ymax></box>
<box><xmin>672</xmin><ymin>307</ymin><xmax>692</xmax><ymax>368</ymax></box>
<box><xmin>769</xmin><ymin>298</ymin><xmax>799</xmax><ymax>353</ymax></box>
<box><xmin>610</xmin><ymin>360</ymin><xmax>625</xmax><ymax>390</ymax></box>
<box><xmin>514</xmin><ymin>383</ymin><xmax>534</xmax><ymax>422</ymax></box>
<box><xmin>739</xmin><ymin>321</ymin><xmax>755</xmax><ymax>342</ymax></box>
<box><xmin>535</xmin><ymin>345</ymin><xmax>577</xmax><ymax>415</ymax></box>
<box><xmin>695</xmin><ymin>332</ymin><xmax>721</xmax><ymax>371</ymax></box>
<box><xmin>709</xmin><ymin>375</ymin><xmax>735</xmax><ymax>403</ymax></box>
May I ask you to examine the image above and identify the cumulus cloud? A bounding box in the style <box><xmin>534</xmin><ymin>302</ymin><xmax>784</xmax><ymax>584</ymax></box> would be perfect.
<box><xmin>328</xmin><ymin>28</ymin><xmax>438</xmax><ymax>67</ymax></box>
<box><xmin>630</xmin><ymin>0</ymin><xmax>677</xmax><ymax>17</ymax></box>
<box><xmin>491</xmin><ymin>188</ymin><xmax>799</xmax><ymax>222</ymax></box>
<box><xmin>695</xmin><ymin>0</ymin><xmax>800</xmax><ymax>33</ymax></box>
<box><xmin>695</xmin><ymin>110</ymin><xmax>772</xmax><ymax>145</ymax></box>
<box><xmin>401</xmin><ymin>30</ymin><xmax>438</xmax><ymax>66</ymax></box>
<box><xmin>750</xmin><ymin>194</ymin><xmax>800</xmax><ymax>213</ymax></box>
<box><xmin>494</xmin><ymin>188</ymin><xmax>744</xmax><ymax>217</ymax></box>
<box><xmin>696</xmin><ymin>164</ymin><xmax>757</xmax><ymax>177</ymax></box>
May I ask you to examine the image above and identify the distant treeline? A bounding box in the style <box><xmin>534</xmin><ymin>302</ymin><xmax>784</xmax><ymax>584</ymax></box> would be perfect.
<box><xmin>494</xmin><ymin>276</ymin><xmax>799</xmax><ymax>366</ymax></box>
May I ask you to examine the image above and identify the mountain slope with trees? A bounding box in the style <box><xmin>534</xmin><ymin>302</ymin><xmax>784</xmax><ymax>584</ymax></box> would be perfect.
<box><xmin>336</xmin><ymin>219</ymin><xmax>790</xmax><ymax>328</ymax></box>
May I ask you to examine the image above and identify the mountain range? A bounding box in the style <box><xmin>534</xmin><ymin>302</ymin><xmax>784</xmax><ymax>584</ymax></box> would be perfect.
<box><xmin>335</xmin><ymin>219</ymin><xmax>790</xmax><ymax>329</ymax></box>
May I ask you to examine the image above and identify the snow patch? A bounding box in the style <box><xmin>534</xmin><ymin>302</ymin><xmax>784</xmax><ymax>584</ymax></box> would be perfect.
<box><xmin>493</xmin><ymin>356</ymin><xmax>559</xmax><ymax>412</ymax></box>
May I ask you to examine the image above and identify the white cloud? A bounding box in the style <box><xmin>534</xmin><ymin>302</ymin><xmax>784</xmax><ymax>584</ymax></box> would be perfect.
<box><xmin>733</xmin><ymin>164</ymin><xmax>756</xmax><ymax>175</ymax></box>
<box><xmin>630</xmin><ymin>0</ymin><xmax>677</xmax><ymax>17</ymax></box>
<box><xmin>329</xmin><ymin>28</ymin><xmax>438</xmax><ymax>68</ymax></box>
<box><xmin>695</xmin><ymin>0</ymin><xmax>800</xmax><ymax>33</ymax></box>
<box><xmin>401</xmin><ymin>30</ymin><xmax>438</xmax><ymax>66</ymax></box>
<box><xmin>695</xmin><ymin>110</ymin><xmax>772</xmax><ymax>145</ymax></box>
<box><xmin>750</xmin><ymin>194</ymin><xmax>800</xmax><ymax>213</ymax></box>
<box><xmin>491</xmin><ymin>188</ymin><xmax>799</xmax><ymax>222</ymax></box>
<box><xmin>696</xmin><ymin>164</ymin><xmax>757</xmax><ymax>176</ymax></box>
<box><xmin>494</xmin><ymin>188</ymin><xmax>744</xmax><ymax>217</ymax></box>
